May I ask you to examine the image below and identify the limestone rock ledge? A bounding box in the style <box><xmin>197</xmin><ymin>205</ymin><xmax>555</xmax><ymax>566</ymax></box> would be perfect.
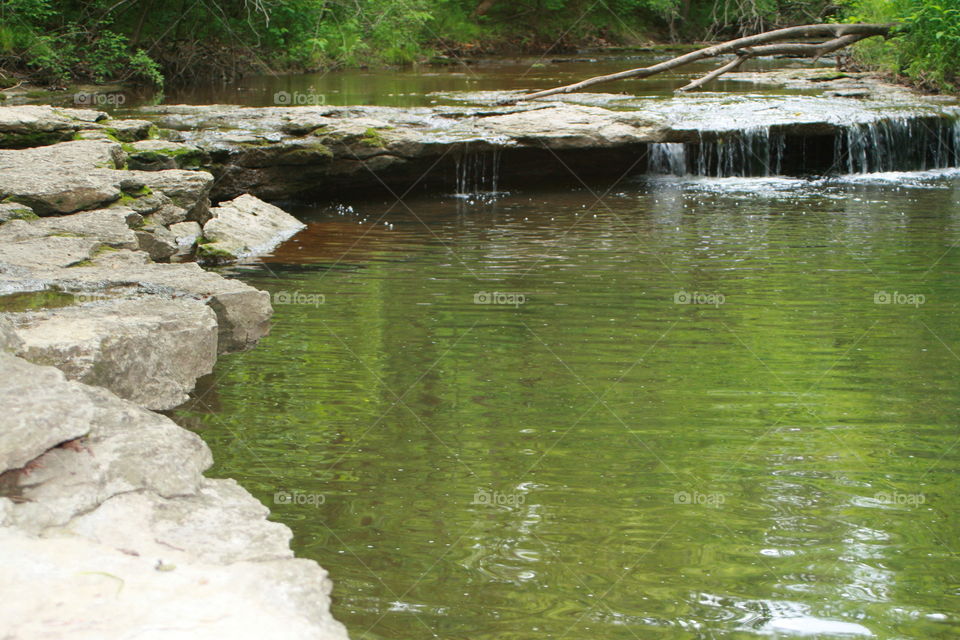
<box><xmin>0</xmin><ymin>339</ymin><xmax>348</xmax><ymax>640</ymax></box>
<box><xmin>0</xmin><ymin>356</ymin><xmax>346</xmax><ymax>639</ymax></box>
<box><xmin>0</xmin><ymin>105</ymin><xmax>346</xmax><ymax>639</ymax></box>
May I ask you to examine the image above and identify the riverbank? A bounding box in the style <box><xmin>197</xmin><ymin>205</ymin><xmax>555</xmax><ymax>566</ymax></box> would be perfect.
<box><xmin>0</xmin><ymin>105</ymin><xmax>346</xmax><ymax>638</ymax></box>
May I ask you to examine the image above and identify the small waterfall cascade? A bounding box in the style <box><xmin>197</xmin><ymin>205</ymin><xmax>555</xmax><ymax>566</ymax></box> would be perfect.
<box><xmin>693</xmin><ymin>127</ymin><xmax>786</xmax><ymax>177</ymax></box>
<box><xmin>648</xmin><ymin>143</ymin><xmax>687</xmax><ymax>176</ymax></box>
<box><xmin>454</xmin><ymin>146</ymin><xmax>502</xmax><ymax>197</ymax></box>
<box><xmin>645</xmin><ymin>114</ymin><xmax>960</xmax><ymax>178</ymax></box>
<box><xmin>835</xmin><ymin>116</ymin><xmax>960</xmax><ymax>174</ymax></box>
<box><xmin>647</xmin><ymin>127</ymin><xmax>786</xmax><ymax>177</ymax></box>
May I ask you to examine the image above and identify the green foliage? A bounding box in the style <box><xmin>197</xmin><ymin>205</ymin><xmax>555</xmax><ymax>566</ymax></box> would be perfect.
<box><xmin>4</xmin><ymin>0</ymin><xmax>912</xmax><ymax>88</ymax></box>
<box><xmin>844</xmin><ymin>0</ymin><xmax>960</xmax><ymax>92</ymax></box>
<box><xmin>0</xmin><ymin>0</ymin><xmax>163</xmax><ymax>86</ymax></box>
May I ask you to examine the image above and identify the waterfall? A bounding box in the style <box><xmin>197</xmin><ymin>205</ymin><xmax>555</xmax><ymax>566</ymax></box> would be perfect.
<box><xmin>647</xmin><ymin>128</ymin><xmax>786</xmax><ymax>178</ymax></box>
<box><xmin>693</xmin><ymin>127</ymin><xmax>786</xmax><ymax>178</ymax></box>
<box><xmin>835</xmin><ymin>116</ymin><xmax>960</xmax><ymax>174</ymax></box>
<box><xmin>644</xmin><ymin>114</ymin><xmax>960</xmax><ymax>179</ymax></box>
<box><xmin>649</xmin><ymin>143</ymin><xmax>687</xmax><ymax>175</ymax></box>
<box><xmin>454</xmin><ymin>146</ymin><xmax>502</xmax><ymax>196</ymax></box>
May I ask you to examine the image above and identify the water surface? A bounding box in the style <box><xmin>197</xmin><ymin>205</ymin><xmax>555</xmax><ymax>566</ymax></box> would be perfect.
<box><xmin>177</xmin><ymin>171</ymin><xmax>960</xmax><ymax>639</ymax></box>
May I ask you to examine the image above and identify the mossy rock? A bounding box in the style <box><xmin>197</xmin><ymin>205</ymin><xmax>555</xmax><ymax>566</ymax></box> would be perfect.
<box><xmin>0</xmin><ymin>202</ymin><xmax>39</xmax><ymax>223</ymax></box>
<box><xmin>197</xmin><ymin>242</ymin><xmax>238</xmax><ymax>264</ymax></box>
<box><xmin>123</xmin><ymin>141</ymin><xmax>208</xmax><ymax>171</ymax></box>
<box><xmin>276</xmin><ymin>142</ymin><xmax>334</xmax><ymax>164</ymax></box>
<box><xmin>360</xmin><ymin>127</ymin><xmax>389</xmax><ymax>148</ymax></box>
<box><xmin>0</xmin><ymin>289</ymin><xmax>77</xmax><ymax>312</ymax></box>
<box><xmin>117</xmin><ymin>184</ymin><xmax>154</xmax><ymax>205</ymax></box>
<box><xmin>0</xmin><ymin>130</ymin><xmax>75</xmax><ymax>150</ymax></box>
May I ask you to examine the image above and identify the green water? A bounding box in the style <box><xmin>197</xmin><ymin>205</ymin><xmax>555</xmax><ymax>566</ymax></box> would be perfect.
<box><xmin>176</xmin><ymin>173</ymin><xmax>960</xmax><ymax>639</ymax></box>
<box><xmin>159</xmin><ymin>53</ymin><xmax>806</xmax><ymax>107</ymax></box>
<box><xmin>98</xmin><ymin>51</ymin><xmax>816</xmax><ymax>110</ymax></box>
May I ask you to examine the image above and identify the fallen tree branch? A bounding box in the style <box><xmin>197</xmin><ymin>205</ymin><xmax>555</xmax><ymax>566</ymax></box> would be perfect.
<box><xmin>678</xmin><ymin>55</ymin><xmax>750</xmax><ymax>92</ymax></box>
<box><xmin>676</xmin><ymin>33</ymin><xmax>870</xmax><ymax>92</ymax></box>
<box><xmin>508</xmin><ymin>23</ymin><xmax>895</xmax><ymax>102</ymax></box>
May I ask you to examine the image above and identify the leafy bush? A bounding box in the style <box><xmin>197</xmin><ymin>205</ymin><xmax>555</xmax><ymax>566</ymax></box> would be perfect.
<box><xmin>844</xmin><ymin>0</ymin><xmax>960</xmax><ymax>92</ymax></box>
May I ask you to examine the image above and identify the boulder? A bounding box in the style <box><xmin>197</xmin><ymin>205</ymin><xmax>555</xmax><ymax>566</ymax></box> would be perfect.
<box><xmin>0</xmin><ymin>353</ymin><xmax>96</xmax><ymax>473</ymax></box>
<box><xmin>5</xmin><ymin>366</ymin><xmax>211</xmax><ymax>531</ymax></box>
<box><xmin>146</xmin><ymin>202</ymin><xmax>191</xmax><ymax>226</ymax></box>
<box><xmin>10</xmin><ymin>297</ymin><xmax>219</xmax><ymax>410</ymax></box>
<box><xmin>0</xmin><ymin>140</ymin><xmax>126</xmax><ymax>214</ymax></box>
<box><xmin>201</xmin><ymin>194</ymin><xmax>305</xmax><ymax>263</ymax></box>
<box><xmin>126</xmin><ymin>169</ymin><xmax>214</xmax><ymax>222</ymax></box>
<box><xmin>170</xmin><ymin>221</ymin><xmax>202</xmax><ymax>261</ymax></box>
<box><xmin>135</xmin><ymin>224</ymin><xmax>179</xmax><ymax>261</ymax></box>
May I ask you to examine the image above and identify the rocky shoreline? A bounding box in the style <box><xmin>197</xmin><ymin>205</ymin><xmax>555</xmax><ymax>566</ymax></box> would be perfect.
<box><xmin>0</xmin><ymin>105</ymin><xmax>346</xmax><ymax>639</ymax></box>
<box><xmin>0</xmin><ymin>71</ymin><xmax>957</xmax><ymax>637</ymax></box>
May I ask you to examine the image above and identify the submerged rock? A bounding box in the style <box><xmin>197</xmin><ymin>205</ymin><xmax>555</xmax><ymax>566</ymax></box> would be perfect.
<box><xmin>200</xmin><ymin>194</ymin><xmax>306</xmax><ymax>263</ymax></box>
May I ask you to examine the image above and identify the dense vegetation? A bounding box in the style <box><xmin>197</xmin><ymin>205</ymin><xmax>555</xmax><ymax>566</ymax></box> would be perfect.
<box><xmin>0</xmin><ymin>0</ymin><xmax>956</xmax><ymax>92</ymax></box>
<box><xmin>843</xmin><ymin>0</ymin><xmax>960</xmax><ymax>92</ymax></box>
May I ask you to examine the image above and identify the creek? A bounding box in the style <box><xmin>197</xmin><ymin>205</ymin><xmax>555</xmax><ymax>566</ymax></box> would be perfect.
<box><xmin>173</xmin><ymin>55</ymin><xmax>960</xmax><ymax>639</ymax></box>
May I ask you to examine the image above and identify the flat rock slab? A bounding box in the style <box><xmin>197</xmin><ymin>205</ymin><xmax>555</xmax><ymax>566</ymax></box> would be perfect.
<box><xmin>0</xmin><ymin>138</ymin><xmax>213</xmax><ymax>217</ymax></box>
<box><xmin>24</xmin><ymin>261</ymin><xmax>272</xmax><ymax>353</ymax></box>
<box><xmin>0</xmin><ymin>353</ymin><xmax>210</xmax><ymax>530</ymax></box>
<box><xmin>0</xmin><ymin>140</ymin><xmax>126</xmax><ymax>214</ymax></box>
<box><xmin>67</xmin><ymin>478</ymin><xmax>296</xmax><ymax>565</ymax></box>
<box><xmin>0</xmin><ymin>105</ymin><xmax>106</xmax><ymax>148</ymax></box>
<box><xmin>0</xmin><ymin>526</ymin><xmax>349</xmax><ymax>640</ymax></box>
<box><xmin>0</xmin><ymin>207</ymin><xmax>138</xmax><ymax>250</ymax></box>
<box><xmin>201</xmin><ymin>194</ymin><xmax>306</xmax><ymax>263</ymax></box>
<box><xmin>9</xmin><ymin>296</ymin><xmax>219</xmax><ymax>411</ymax></box>
<box><xmin>126</xmin><ymin>140</ymin><xmax>207</xmax><ymax>170</ymax></box>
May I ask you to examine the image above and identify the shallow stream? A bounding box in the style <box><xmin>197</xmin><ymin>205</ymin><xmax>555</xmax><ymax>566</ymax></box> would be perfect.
<box><xmin>176</xmin><ymin>167</ymin><xmax>960</xmax><ymax>639</ymax></box>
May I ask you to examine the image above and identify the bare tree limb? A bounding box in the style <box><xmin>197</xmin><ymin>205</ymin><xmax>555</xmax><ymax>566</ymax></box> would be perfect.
<box><xmin>741</xmin><ymin>33</ymin><xmax>870</xmax><ymax>60</ymax></box>
<box><xmin>677</xmin><ymin>54</ymin><xmax>750</xmax><ymax>92</ymax></box>
<box><xmin>676</xmin><ymin>33</ymin><xmax>870</xmax><ymax>92</ymax></box>
<box><xmin>507</xmin><ymin>23</ymin><xmax>895</xmax><ymax>103</ymax></box>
